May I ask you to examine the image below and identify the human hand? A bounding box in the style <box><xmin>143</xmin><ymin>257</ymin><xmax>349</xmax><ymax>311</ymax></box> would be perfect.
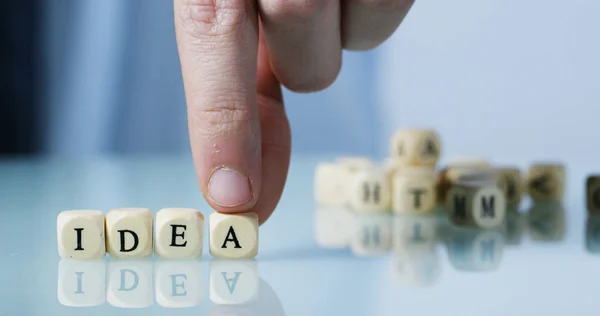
<box><xmin>173</xmin><ymin>0</ymin><xmax>414</xmax><ymax>224</ymax></box>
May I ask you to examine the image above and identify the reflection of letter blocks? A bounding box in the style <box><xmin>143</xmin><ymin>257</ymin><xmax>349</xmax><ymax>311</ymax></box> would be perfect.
<box><xmin>495</xmin><ymin>167</ymin><xmax>524</xmax><ymax>207</ymax></box>
<box><xmin>587</xmin><ymin>175</ymin><xmax>600</xmax><ymax>214</ymax></box>
<box><xmin>155</xmin><ymin>260</ymin><xmax>204</xmax><ymax>308</ymax></box>
<box><xmin>502</xmin><ymin>211</ymin><xmax>527</xmax><ymax>246</ymax></box>
<box><xmin>107</xmin><ymin>260</ymin><xmax>153</xmax><ymax>308</ymax></box>
<box><xmin>209</xmin><ymin>260</ymin><xmax>259</xmax><ymax>304</ymax></box>
<box><xmin>444</xmin><ymin>228</ymin><xmax>505</xmax><ymax>272</ymax></box>
<box><xmin>392</xmin><ymin>168</ymin><xmax>436</xmax><ymax>214</ymax></box>
<box><xmin>57</xmin><ymin>210</ymin><xmax>106</xmax><ymax>260</ymax></box>
<box><xmin>106</xmin><ymin>208</ymin><xmax>153</xmax><ymax>259</ymax></box>
<box><xmin>527</xmin><ymin>163</ymin><xmax>565</xmax><ymax>202</ymax></box>
<box><xmin>350</xmin><ymin>214</ymin><xmax>392</xmax><ymax>257</ymax></box>
<box><xmin>390</xmin><ymin>243</ymin><xmax>440</xmax><ymax>287</ymax></box>
<box><xmin>446</xmin><ymin>181</ymin><xmax>506</xmax><ymax>229</ymax></box>
<box><xmin>527</xmin><ymin>202</ymin><xmax>565</xmax><ymax>242</ymax></box>
<box><xmin>586</xmin><ymin>216</ymin><xmax>600</xmax><ymax>254</ymax></box>
<box><xmin>348</xmin><ymin>169</ymin><xmax>391</xmax><ymax>212</ymax></box>
<box><xmin>392</xmin><ymin>214</ymin><xmax>440</xmax><ymax>248</ymax></box>
<box><xmin>155</xmin><ymin>208</ymin><xmax>204</xmax><ymax>259</ymax></box>
<box><xmin>314</xmin><ymin>163</ymin><xmax>351</xmax><ymax>207</ymax></box>
<box><xmin>389</xmin><ymin>129</ymin><xmax>441</xmax><ymax>167</ymax></box>
<box><xmin>209</xmin><ymin>212</ymin><xmax>259</xmax><ymax>259</ymax></box>
<box><xmin>57</xmin><ymin>260</ymin><xmax>106</xmax><ymax>307</ymax></box>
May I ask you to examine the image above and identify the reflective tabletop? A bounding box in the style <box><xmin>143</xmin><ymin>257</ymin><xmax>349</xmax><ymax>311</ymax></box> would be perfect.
<box><xmin>0</xmin><ymin>155</ymin><xmax>598</xmax><ymax>315</ymax></box>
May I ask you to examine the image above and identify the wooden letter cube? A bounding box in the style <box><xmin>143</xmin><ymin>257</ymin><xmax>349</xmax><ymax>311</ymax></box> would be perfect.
<box><xmin>392</xmin><ymin>168</ymin><xmax>437</xmax><ymax>214</ymax></box>
<box><xmin>526</xmin><ymin>163</ymin><xmax>565</xmax><ymax>202</ymax></box>
<box><xmin>495</xmin><ymin>167</ymin><xmax>524</xmax><ymax>207</ymax></box>
<box><xmin>389</xmin><ymin>129</ymin><xmax>441</xmax><ymax>167</ymax></box>
<box><xmin>106</xmin><ymin>208</ymin><xmax>153</xmax><ymax>259</ymax></box>
<box><xmin>347</xmin><ymin>169</ymin><xmax>391</xmax><ymax>212</ymax></box>
<box><xmin>209</xmin><ymin>212</ymin><xmax>258</xmax><ymax>259</ymax></box>
<box><xmin>587</xmin><ymin>175</ymin><xmax>600</xmax><ymax>214</ymax></box>
<box><xmin>446</xmin><ymin>181</ymin><xmax>506</xmax><ymax>229</ymax></box>
<box><xmin>436</xmin><ymin>159</ymin><xmax>493</xmax><ymax>203</ymax></box>
<box><xmin>314</xmin><ymin>163</ymin><xmax>351</xmax><ymax>207</ymax></box>
<box><xmin>155</xmin><ymin>208</ymin><xmax>204</xmax><ymax>259</ymax></box>
<box><xmin>57</xmin><ymin>210</ymin><xmax>106</xmax><ymax>260</ymax></box>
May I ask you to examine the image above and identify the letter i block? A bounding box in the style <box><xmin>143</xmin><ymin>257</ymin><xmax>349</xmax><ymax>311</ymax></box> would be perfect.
<box><xmin>106</xmin><ymin>208</ymin><xmax>154</xmax><ymax>259</ymax></box>
<box><xmin>209</xmin><ymin>212</ymin><xmax>258</xmax><ymax>259</ymax></box>
<box><xmin>587</xmin><ymin>175</ymin><xmax>600</xmax><ymax>214</ymax></box>
<box><xmin>446</xmin><ymin>181</ymin><xmax>506</xmax><ymax>229</ymax></box>
<box><xmin>527</xmin><ymin>163</ymin><xmax>565</xmax><ymax>202</ymax></box>
<box><xmin>155</xmin><ymin>208</ymin><xmax>204</xmax><ymax>259</ymax></box>
<box><xmin>57</xmin><ymin>210</ymin><xmax>106</xmax><ymax>260</ymax></box>
<box><xmin>347</xmin><ymin>169</ymin><xmax>391</xmax><ymax>212</ymax></box>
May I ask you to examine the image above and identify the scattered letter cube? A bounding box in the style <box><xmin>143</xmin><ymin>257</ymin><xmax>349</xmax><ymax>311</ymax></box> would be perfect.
<box><xmin>392</xmin><ymin>168</ymin><xmax>437</xmax><ymax>214</ymax></box>
<box><xmin>314</xmin><ymin>163</ymin><xmax>351</xmax><ymax>207</ymax></box>
<box><xmin>389</xmin><ymin>129</ymin><xmax>441</xmax><ymax>167</ymax></box>
<box><xmin>446</xmin><ymin>181</ymin><xmax>506</xmax><ymax>229</ymax></box>
<box><xmin>209</xmin><ymin>212</ymin><xmax>258</xmax><ymax>259</ymax></box>
<box><xmin>57</xmin><ymin>210</ymin><xmax>106</xmax><ymax>260</ymax></box>
<box><xmin>155</xmin><ymin>208</ymin><xmax>204</xmax><ymax>259</ymax></box>
<box><xmin>347</xmin><ymin>168</ymin><xmax>391</xmax><ymax>212</ymax></box>
<box><xmin>587</xmin><ymin>175</ymin><xmax>600</xmax><ymax>214</ymax></box>
<box><xmin>106</xmin><ymin>208</ymin><xmax>154</xmax><ymax>259</ymax></box>
<box><xmin>526</xmin><ymin>163</ymin><xmax>565</xmax><ymax>202</ymax></box>
<box><xmin>495</xmin><ymin>167</ymin><xmax>524</xmax><ymax>207</ymax></box>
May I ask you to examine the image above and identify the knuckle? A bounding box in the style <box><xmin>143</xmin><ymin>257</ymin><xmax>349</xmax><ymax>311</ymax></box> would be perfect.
<box><xmin>192</xmin><ymin>100</ymin><xmax>255</xmax><ymax>138</ymax></box>
<box><xmin>262</xmin><ymin>0</ymin><xmax>331</xmax><ymax>21</ymax></box>
<box><xmin>177</xmin><ymin>0</ymin><xmax>248</xmax><ymax>38</ymax></box>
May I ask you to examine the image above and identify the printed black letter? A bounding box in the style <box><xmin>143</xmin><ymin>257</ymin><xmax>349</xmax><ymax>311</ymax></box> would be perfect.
<box><xmin>118</xmin><ymin>230</ymin><xmax>139</xmax><ymax>252</ymax></box>
<box><xmin>74</xmin><ymin>228</ymin><xmax>84</xmax><ymax>251</ymax></box>
<box><xmin>170</xmin><ymin>224</ymin><xmax>187</xmax><ymax>247</ymax></box>
<box><xmin>221</xmin><ymin>226</ymin><xmax>242</xmax><ymax>249</ymax></box>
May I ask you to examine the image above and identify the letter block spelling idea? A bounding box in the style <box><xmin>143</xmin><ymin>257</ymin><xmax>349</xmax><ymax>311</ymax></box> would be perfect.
<box><xmin>57</xmin><ymin>210</ymin><xmax>106</xmax><ymax>260</ymax></box>
<box><xmin>106</xmin><ymin>208</ymin><xmax>154</xmax><ymax>259</ymax></box>
<box><xmin>587</xmin><ymin>175</ymin><xmax>600</xmax><ymax>215</ymax></box>
<box><xmin>446</xmin><ymin>181</ymin><xmax>506</xmax><ymax>229</ymax></box>
<box><xmin>527</xmin><ymin>163</ymin><xmax>565</xmax><ymax>202</ymax></box>
<box><xmin>209</xmin><ymin>212</ymin><xmax>258</xmax><ymax>259</ymax></box>
<box><xmin>155</xmin><ymin>208</ymin><xmax>204</xmax><ymax>259</ymax></box>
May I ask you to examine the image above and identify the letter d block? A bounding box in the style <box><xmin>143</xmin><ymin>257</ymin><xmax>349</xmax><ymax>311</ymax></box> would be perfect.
<box><xmin>57</xmin><ymin>210</ymin><xmax>106</xmax><ymax>260</ymax></box>
<box><xmin>209</xmin><ymin>212</ymin><xmax>258</xmax><ymax>259</ymax></box>
<box><xmin>106</xmin><ymin>208</ymin><xmax>153</xmax><ymax>259</ymax></box>
<box><xmin>155</xmin><ymin>208</ymin><xmax>204</xmax><ymax>259</ymax></box>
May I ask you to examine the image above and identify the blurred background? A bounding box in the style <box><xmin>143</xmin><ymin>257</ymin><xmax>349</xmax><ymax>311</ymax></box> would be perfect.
<box><xmin>2</xmin><ymin>0</ymin><xmax>600</xmax><ymax>164</ymax></box>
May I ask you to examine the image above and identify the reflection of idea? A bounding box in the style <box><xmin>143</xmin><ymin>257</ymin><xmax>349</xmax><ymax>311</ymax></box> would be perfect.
<box><xmin>57</xmin><ymin>259</ymin><xmax>284</xmax><ymax>314</ymax></box>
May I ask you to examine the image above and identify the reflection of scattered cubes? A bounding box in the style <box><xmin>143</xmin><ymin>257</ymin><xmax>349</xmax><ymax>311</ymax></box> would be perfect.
<box><xmin>495</xmin><ymin>167</ymin><xmax>524</xmax><ymax>207</ymax></box>
<box><xmin>527</xmin><ymin>202</ymin><xmax>565</xmax><ymax>242</ymax></box>
<box><xmin>155</xmin><ymin>208</ymin><xmax>204</xmax><ymax>259</ymax></box>
<box><xmin>586</xmin><ymin>216</ymin><xmax>600</xmax><ymax>254</ymax></box>
<box><xmin>445</xmin><ymin>228</ymin><xmax>504</xmax><ymax>272</ymax></box>
<box><xmin>209</xmin><ymin>260</ymin><xmax>259</xmax><ymax>305</ymax></box>
<box><xmin>106</xmin><ymin>208</ymin><xmax>154</xmax><ymax>259</ymax></box>
<box><xmin>392</xmin><ymin>169</ymin><xmax>437</xmax><ymax>215</ymax></box>
<box><xmin>314</xmin><ymin>207</ymin><xmax>355</xmax><ymax>249</ymax></box>
<box><xmin>155</xmin><ymin>260</ymin><xmax>204</xmax><ymax>308</ymax></box>
<box><xmin>347</xmin><ymin>169</ymin><xmax>391</xmax><ymax>212</ymax></box>
<box><xmin>390</xmin><ymin>243</ymin><xmax>440</xmax><ymax>287</ymax></box>
<box><xmin>389</xmin><ymin>129</ymin><xmax>441</xmax><ymax>167</ymax></box>
<box><xmin>502</xmin><ymin>211</ymin><xmax>527</xmax><ymax>246</ymax></box>
<box><xmin>393</xmin><ymin>214</ymin><xmax>440</xmax><ymax>248</ymax></box>
<box><xmin>107</xmin><ymin>260</ymin><xmax>154</xmax><ymax>308</ymax></box>
<box><xmin>350</xmin><ymin>214</ymin><xmax>392</xmax><ymax>257</ymax></box>
<box><xmin>57</xmin><ymin>210</ymin><xmax>106</xmax><ymax>260</ymax></box>
<box><xmin>57</xmin><ymin>260</ymin><xmax>106</xmax><ymax>307</ymax></box>
<box><xmin>446</xmin><ymin>181</ymin><xmax>506</xmax><ymax>229</ymax></box>
<box><xmin>314</xmin><ymin>163</ymin><xmax>351</xmax><ymax>207</ymax></box>
<box><xmin>526</xmin><ymin>163</ymin><xmax>565</xmax><ymax>202</ymax></box>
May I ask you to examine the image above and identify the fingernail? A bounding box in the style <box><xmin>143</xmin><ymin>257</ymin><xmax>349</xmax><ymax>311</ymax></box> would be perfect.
<box><xmin>208</xmin><ymin>168</ymin><xmax>252</xmax><ymax>207</ymax></box>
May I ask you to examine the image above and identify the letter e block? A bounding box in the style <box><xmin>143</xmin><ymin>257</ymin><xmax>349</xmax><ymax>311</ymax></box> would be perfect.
<box><xmin>106</xmin><ymin>208</ymin><xmax>153</xmax><ymax>259</ymax></box>
<box><xmin>57</xmin><ymin>210</ymin><xmax>106</xmax><ymax>260</ymax></box>
<box><xmin>587</xmin><ymin>175</ymin><xmax>600</xmax><ymax>215</ymax></box>
<box><xmin>155</xmin><ymin>208</ymin><xmax>204</xmax><ymax>259</ymax></box>
<box><xmin>209</xmin><ymin>212</ymin><xmax>258</xmax><ymax>259</ymax></box>
<box><xmin>314</xmin><ymin>163</ymin><xmax>351</xmax><ymax>207</ymax></box>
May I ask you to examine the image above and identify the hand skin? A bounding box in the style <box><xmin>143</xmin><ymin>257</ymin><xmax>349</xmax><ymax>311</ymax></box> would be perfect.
<box><xmin>173</xmin><ymin>0</ymin><xmax>414</xmax><ymax>225</ymax></box>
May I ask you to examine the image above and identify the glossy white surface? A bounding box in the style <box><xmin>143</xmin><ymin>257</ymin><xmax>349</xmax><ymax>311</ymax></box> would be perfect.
<box><xmin>0</xmin><ymin>154</ymin><xmax>597</xmax><ymax>315</ymax></box>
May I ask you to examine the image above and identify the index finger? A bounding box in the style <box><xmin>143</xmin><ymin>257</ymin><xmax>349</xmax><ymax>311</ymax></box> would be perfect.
<box><xmin>174</xmin><ymin>0</ymin><xmax>262</xmax><ymax>211</ymax></box>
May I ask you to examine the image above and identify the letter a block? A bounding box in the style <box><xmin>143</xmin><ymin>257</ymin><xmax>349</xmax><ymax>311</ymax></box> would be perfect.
<box><xmin>155</xmin><ymin>208</ymin><xmax>204</xmax><ymax>259</ymax></box>
<box><xmin>389</xmin><ymin>129</ymin><xmax>441</xmax><ymax>167</ymax></box>
<box><xmin>209</xmin><ymin>212</ymin><xmax>258</xmax><ymax>259</ymax></box>
<box><xmin>527</xmin><ymin>163</ymin><xmax>565</xmax><ymax>202</ymax></box>
<box><xmin>446</xmin><ymin>181</ymin><xmax>506</xmax><ymax>229</ymax></box>
<box><xmin>57</xmin><ymin>210</ymin><xmax>106</xmax><ymax>260</ymax></box>
<box><xmin>587</xmin><ymin>175</ymin><xmax>600</xmax><ymax>215</ymax></box>
<box><xmin>106</xmin><ymin>208</ymin><xmax>154</xmax><ymax>259</ymax></box>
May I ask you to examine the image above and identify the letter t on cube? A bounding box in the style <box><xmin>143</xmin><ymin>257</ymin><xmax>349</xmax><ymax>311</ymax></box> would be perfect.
<box><xmin>155</xmin><ymin>208</ymin><xmax>204</xmax><ymax>259</ymax></box>
<box><xmin>209</xmin><ymin>212</ymin><xmax>258</xmax><ymax>259</ymax></box>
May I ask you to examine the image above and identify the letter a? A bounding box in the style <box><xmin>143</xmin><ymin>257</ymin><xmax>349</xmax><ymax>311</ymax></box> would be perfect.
<box><xmin>221</xmin><ymin>226</ymin><xmax>242</xmax><ymax>249</ymax></box>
